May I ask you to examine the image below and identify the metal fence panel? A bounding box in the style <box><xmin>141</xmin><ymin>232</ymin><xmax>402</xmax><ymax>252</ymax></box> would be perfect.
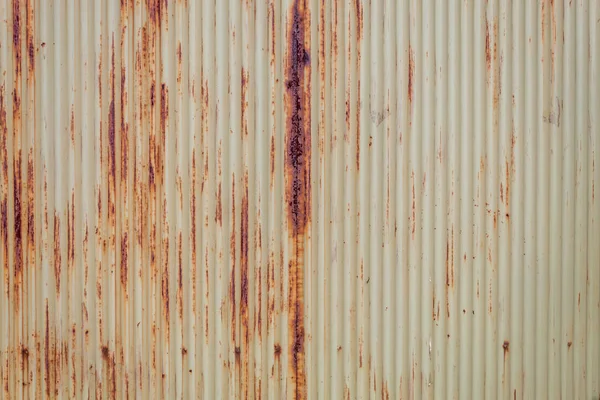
<box><xmin>0</xmin><ymin>0</ymin><xmax>599</xmax><ymax>398</ymax></box>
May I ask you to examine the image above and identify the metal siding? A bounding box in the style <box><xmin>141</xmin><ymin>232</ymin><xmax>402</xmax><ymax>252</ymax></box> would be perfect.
<box><xmin>0</xmin><ymin>0</ymin><xmax>598</xmax><ymax>398</ymax></box>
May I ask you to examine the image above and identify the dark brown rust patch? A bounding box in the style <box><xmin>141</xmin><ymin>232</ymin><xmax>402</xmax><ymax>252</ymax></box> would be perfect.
<box><xmin>567</xmin><ymin>341</ymin><xmax>572</xmax><ymax>349</ymax></box>
<box><xmin>285</xmin><ymin>1</ymin><xmax>311</xmax><ymax>397</ymax></box>
<box><xmin>503</xmin><ymin>340</ymin><xmax>509</xmax><ymax>359</ymax></box>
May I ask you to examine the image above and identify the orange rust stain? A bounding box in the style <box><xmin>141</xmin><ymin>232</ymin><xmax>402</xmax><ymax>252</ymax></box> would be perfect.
<box><xmin>267</xmin><ymin>252</ymin><xmax>276</xmax><ymax>327</ymax></box>
<box><xmin>382</xmin><ymin>381</ymin><xmax>390</xmax><ymax>400</ymax></box>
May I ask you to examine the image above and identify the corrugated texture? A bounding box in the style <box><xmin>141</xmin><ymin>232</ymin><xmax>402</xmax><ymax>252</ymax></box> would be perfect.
<box><xmin>0</xmin><ymin>0</ymin><xmax>599</xmax><ymax>398</ymax></box>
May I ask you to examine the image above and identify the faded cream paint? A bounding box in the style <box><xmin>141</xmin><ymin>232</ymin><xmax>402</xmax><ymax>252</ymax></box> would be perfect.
<box><xmin>0</xmin><ymin>0</ymin><xmax>599</xmax><ymax>399</ymax></box>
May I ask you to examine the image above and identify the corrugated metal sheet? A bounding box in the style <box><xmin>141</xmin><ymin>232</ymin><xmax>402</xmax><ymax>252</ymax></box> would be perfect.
<box><xmin>0</xmin><ymin>0</ymin><xmax>599</xmax><ymax>398</ymax></box>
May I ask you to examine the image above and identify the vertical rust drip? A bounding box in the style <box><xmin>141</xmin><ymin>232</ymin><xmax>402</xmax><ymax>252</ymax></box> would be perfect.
<box><xmin>285</xmin><ymin>0</ymin><xmax>311</xmax><ymax>398</ymax></box>
<box><xmin>53</xmin><ymin>215</ymin><xmax>61</xmax><ymax>293</ymax></box>
<box><xmin>240</xmin><ymin>171</ymin><xmax>249</xmax><ymax>399</ymax></box>
<box><xmin>0</xmin><ymin>87</ymin><xmax>7</xmax><ymax>304</ymax></box>
<box><xmin>12</xmin><ymin>0</ymin><xmax>24</xmax><ymax>312</ymax></box>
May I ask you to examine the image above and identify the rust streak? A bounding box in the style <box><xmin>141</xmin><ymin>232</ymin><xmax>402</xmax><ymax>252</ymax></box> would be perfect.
<box><xmin>54</xmin><ymin>214</ymin><xmax>61</xmax><ymax>293</ymax></box>
<box><xmin>285</xmin><ymin>0</ymin><xmax>311</xmax><ymax>397</ymax></box>
<box><xmin>241</xmin><ymin>171</ymin><xmax>250</xmax><ymax>399</ymax></box>
<box><xmin>408</xmin><ymin>45</ymin><xmax>414</xmax><ymax>105</ymax></box>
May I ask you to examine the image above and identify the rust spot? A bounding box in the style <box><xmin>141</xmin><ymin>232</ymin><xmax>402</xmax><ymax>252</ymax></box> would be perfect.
<box><xmin>567</xmin><ymin>341</ymin><xmax>572</xmax><ymax>349</ymax></box>
<box><xmin>274</xmin><ymin>343</ymin><xmax>282</xmax><ymax>355</ymax></box>
<box><xmin>503</xmin><ymin>340</ymin><xmax>509</xmax><ymax>359</ymax></box>
<box><xmin>408</xmin><ymin>45</ymin><xmax>415</xmax><ymax>104</ymax></box>
<box><xmin>101</xmin><ymin>346</ymin><xmax>110</xmax><ymax>360</ymax></box>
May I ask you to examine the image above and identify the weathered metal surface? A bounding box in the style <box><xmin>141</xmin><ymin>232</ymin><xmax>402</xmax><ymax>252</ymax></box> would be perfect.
<box><xmin>0</xmin><ymin>0</ymin><xmax>599</xmax><ymax>398</ymax></box>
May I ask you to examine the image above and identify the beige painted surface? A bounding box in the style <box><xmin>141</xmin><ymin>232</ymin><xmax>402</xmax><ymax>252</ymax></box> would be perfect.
<box><xmin>0</xmin><ymin>0</ymin><xmax>599</xmax><ymax>398</ymax></box>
